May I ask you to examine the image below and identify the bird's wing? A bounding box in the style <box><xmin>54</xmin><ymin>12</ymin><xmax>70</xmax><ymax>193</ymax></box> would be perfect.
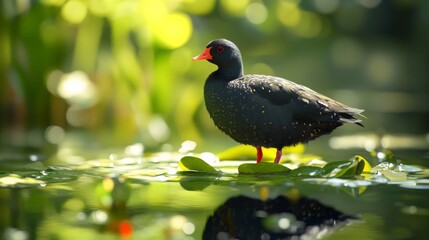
<box><xmin>246</xmin><ymin>75</ymin><xmax>364</xmax><ymax>125</ymax></box>
<box><xmin>246</xmin><ymin>75</ymin><xmax>295</xmax><ymax>105</ymax></box>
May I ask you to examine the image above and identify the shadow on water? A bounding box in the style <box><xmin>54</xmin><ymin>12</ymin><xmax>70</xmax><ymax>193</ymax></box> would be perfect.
<box><xmin>203</xmin><ymin>194</ymin><xmax>355</xmax><ymax>240</ymax></box>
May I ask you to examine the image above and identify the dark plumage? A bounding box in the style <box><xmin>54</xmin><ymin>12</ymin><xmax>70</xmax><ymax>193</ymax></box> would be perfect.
<box><xmin>193</xmin><ymin>39</ymin><xmax>363</xmax><ymax>163</ymax></box>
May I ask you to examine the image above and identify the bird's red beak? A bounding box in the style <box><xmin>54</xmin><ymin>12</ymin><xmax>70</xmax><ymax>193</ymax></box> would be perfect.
<box><xmin>192</xmin><ymin>47</ymin><xmax>212</xmax><ymax>61</ymax></box>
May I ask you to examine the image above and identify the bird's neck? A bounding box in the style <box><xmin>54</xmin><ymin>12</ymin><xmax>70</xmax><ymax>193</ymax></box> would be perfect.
<box><xmin>214</xmin><ymin>61</ymin><xmax>244</xmax><ymax>81</ymax></box>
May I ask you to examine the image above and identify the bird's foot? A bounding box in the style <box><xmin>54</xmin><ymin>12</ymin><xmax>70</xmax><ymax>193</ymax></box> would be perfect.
<box><xmin>274</xmin><ymin>149</ymin><xmax>282</xmax><ymax>164</ymax></box>
<box><xmin>256</xmin><ymin>147</ymin><xmax>263</xmax><ymax>163</ymax></box>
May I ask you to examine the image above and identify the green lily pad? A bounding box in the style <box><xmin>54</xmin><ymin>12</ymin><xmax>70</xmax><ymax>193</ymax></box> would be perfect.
<box><xmin>290</xmin><ymin>166</ymin><xmax>323</xmax><ymax>177</ymax></box>
<box><xmin>380</xmin><ymin>170</ymin><xmax>408</xmax><ymax>182</ymax></box>
<box><xmin>179</xmin><ymin>156</ymin><xmax>219</xmax><ymax>173</ymax></box>
<box><xmin>322</xmin><ymin>160</ymin><xmax>356</xmax><ymax>178</ymax></box>
<box><xmin>321</xmin><ymin>156</ymin><xmax>371</xmax><ymax>178</ymax></box>
<box><xmin>345</xmin><ymin>155</ymin><xmax>370</xmax><ymax>176</ymax></box>
<box><xmin>38</xmin><ymin>167</ymin><xmax>78</xmax><ymax>183</ymax></box>
<box><xmin>238</xmin><ymin>162</ymin><xmax>291</xmax><ymax>174</ymax></box>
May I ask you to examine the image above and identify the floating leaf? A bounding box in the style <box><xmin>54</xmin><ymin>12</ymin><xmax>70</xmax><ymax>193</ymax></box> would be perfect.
<box><xmin>322</xmin><ymin>160</ymin><xmax>356</xmax><ymax>178</ymax></box>
<box><xmin>179</xmin><ymin>156</ymin><xmax>219</xmax><ymax>173</ymax></box>
<box><xmin>343</xmin><ymin>157</ymin><xmax>365</xmax><ymax>176</ymax></box>
<box><xmin>321</xmin><ymin>157</ymin><xmax>371</xmax><ymax>178</ymax></box>
<box><xmin>354</xmin><ymin>155</ymin><xmax>372</xmax><ymax>173</ymax></box>
<box><xmin>238</xmin><ymin>162</ymin><xmax>291</xmax><ymax>174</ymax></box>
<box><xmin>290</xmin><ymin>166</ymin><xmax>323</xmax><ymax>177</ymax></box>
<box><xmin>38</xmin><ymin>167</ymin><xmax>78</xmax><ymax>183</ymax></box>
<box><xmin>380</xmin><ymin>170</ymin><xmax>408</xmax><ymax>182</ymax></box>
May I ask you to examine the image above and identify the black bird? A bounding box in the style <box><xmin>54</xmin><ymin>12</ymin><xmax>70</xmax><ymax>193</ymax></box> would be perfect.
<box><xmin>193</xmin><ymin>39</ymin><xmax>363</xmax><ymax>164</ymax></box>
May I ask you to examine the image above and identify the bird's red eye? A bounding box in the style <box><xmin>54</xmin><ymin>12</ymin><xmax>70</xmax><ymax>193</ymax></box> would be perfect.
<box><xmin>216</xmin><ymin>46</ymin><xmax>224</xmax><ymax>53</ymax></box>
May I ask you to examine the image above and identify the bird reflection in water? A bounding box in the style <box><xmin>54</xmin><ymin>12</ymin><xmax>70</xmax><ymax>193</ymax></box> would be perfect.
<box><xmin>94</xmin><ymin>177</ymin><xmax>133</xmax><ymax>238</ymax></box>
<box><xmin>203</xmin><ymin>193</ymin><xmax>355</xmax><ymax>240</ymax></box>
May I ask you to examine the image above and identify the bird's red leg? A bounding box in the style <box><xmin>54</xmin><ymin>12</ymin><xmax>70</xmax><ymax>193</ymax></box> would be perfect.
<box><xmin>274</xmin><ymin>149</ymin><xmax>282</xmax><ymax>164</ymax></box>
<box><xmin>256</xmin><ymin>147</ymin><xmax>263</xmax><ymax>163</ymax></box>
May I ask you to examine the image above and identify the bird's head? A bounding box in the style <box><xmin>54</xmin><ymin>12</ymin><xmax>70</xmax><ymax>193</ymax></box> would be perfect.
<box><xmin>193</xmin><ymin>39</ymin><xmax>243</xmax><ymax>79</ymax></box>
<box><xmin>192</xmin><ymin>39</ymin><xmax>241</xmax><ymax>67</ymax></box>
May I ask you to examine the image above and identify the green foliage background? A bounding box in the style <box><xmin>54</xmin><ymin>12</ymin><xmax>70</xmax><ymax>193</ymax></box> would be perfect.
<box><xmin>1</xmin><ymin>0</ymin><xmax>428</xmax><ymax>152</ymax></box>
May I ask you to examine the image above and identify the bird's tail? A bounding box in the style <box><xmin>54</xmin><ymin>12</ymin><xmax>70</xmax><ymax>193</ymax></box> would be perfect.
<box><xmin>339</xmin><ymin>108</ymin><xmax>365</xmax><ymax>127</ymax></box>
